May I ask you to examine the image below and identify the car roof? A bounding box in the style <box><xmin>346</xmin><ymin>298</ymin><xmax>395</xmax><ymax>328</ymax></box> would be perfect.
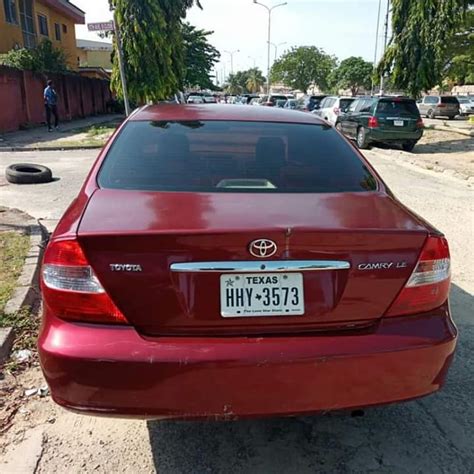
<box><xmin>131</xmin><ymin>104</ymin><xmax>327</xmax><ymax>124</ymax></box>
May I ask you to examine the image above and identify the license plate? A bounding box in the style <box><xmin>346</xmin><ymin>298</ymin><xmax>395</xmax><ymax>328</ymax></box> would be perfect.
<box><xmin>220</xmin><ymin>273</ymin><xmax>304</xmax><ymax>317</ymax></box>
<box><xmin>394</xmin><ymin>120</ymin><xmax>404</xmax><ymax>126</ymax></box>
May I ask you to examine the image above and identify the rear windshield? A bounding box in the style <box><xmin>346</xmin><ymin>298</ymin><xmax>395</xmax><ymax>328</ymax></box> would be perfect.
<box><xmin>98</xmin><ymin>121</ymin><xmax>377</xmax><ymax>193</ymax></box>
<box><xmin>440</xmin><ymin>96</ymin><xmax>460</xmax><ymax>104</ymax></box>
<box><xmin>340</xmin><ymin>98</ymin><xmax>355</xmax><ymax>110</ymax></box>
<box><xmin>376</xmin><ymin>99</ymin><xmax>419</xmax><ymax>115</ymax></box>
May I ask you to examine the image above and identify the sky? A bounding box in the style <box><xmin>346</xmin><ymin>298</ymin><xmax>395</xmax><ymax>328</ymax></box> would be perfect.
<box><xmin>74</xmin><ymin>0</ymin><xmax>388</xmax><ymax>82</ymax></box>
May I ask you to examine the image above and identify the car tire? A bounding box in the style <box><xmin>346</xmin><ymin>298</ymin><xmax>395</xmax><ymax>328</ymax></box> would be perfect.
<box><xmin>402</xmin><ymin>141</ymin><xmax>417</xmax><ymax>152</ymax></box>
<box><xmin>447</xmin><ymin>116</ymin><xmax>455</xmax><ymax>120</ymax></box>
<box><xmin>428</xmin><ymin>109</ymin><xmax>436</xmax><ymax>119</ymax></box>
<box><xmin>5</xmin><ymin>163</ymin><xmax>53</xmax><ymax>185</ymax></box>
<box><xmin>356</xmin><ymin>127</ymin><xmax>370</xmax><ymax>149</ymax></box>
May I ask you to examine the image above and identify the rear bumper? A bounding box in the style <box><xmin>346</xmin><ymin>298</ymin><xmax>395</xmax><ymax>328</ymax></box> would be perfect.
<box><xmin>368</xmin><ymin>128</ymin><xmax>423</xmax><ymax>143</ymax></box>
<box><xmin>38</xmin><ymin>305</ymin><xmax>457</xmax><ymax>420</ymax></box>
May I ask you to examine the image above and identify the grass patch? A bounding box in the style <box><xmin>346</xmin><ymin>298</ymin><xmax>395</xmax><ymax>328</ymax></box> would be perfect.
<box><xmin>0</xmin><ymin>232</ymin><xmax>30</xmax><ymax>320</ymax></box>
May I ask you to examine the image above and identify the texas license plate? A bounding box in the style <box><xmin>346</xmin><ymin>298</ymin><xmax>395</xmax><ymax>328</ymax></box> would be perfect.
<box><xmin>394</xmin><ymin>120</ymin><xmax>404</xmax><ymax>126</ymax></box>
<box><xmin>220</xmin><ymin>273</ymin><xmax>304</xmax><ymax>317</ymax></box>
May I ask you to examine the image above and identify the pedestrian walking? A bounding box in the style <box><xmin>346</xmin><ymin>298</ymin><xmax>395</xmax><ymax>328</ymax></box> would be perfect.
<box><xmin>44</xmin><ymin>80</ymin><xmax>59</xmax><ymax>132</ymax></box>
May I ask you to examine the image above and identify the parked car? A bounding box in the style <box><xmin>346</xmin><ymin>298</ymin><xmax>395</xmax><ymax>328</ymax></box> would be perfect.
<box><xmin>203</xmin><ymin>95</ymin><xmax>217</xmax><ymax>104</ymax></box>
<box><xmin>314</xmin><ymin>96</ymin><xmax>355</xmax><ymax>125</ymax></box>
<box><xmin>457</xmin><ymin>97</ymin><xmax>474</xmax><ymax>116</ymax></box>
<box><xmin>187</xmin><ymin>95</ymin><xmax>204</xmax><ymax>104</ymax></box>
<box><xmin>284</xmin><ymin>99</ymin><xmax>301</xmax><ymax>110</ymax></box>
<box><xmin>417</xmin><ymin>96</ymin><xmax>460</xmax><ymax>119</ymax></box>
<box><xmin>39</xmin><ymin>104</ymin><xmax>455</xmax><ymax>420</ymax></box>
<box><xmin>250</xmin><ymin>97</ymin><xmax>262</xmax><ymax>106</ymax></box>
<box><xmin>275</xmin><ymin>99</ymin><xmax>287</xmax><ymax>108</ymax></box>
<box><xmin>303</xmin><ymin>94</ymin><xmax>327</xmax><ymax>112</ymax></box>
<box><xmin>260</xmin><ymin>94</ymin><xmax>289</xmax><ymax>106</ymax></box>
<box><xmin>337</xmin><ymin>96</ymin><xmax>424</xmax><ymax>151</ymax></box>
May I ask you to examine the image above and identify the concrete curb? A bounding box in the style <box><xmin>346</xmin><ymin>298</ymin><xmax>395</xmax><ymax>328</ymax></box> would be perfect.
<box><xmin>0</xmin><ymin>145</ymin><xmax>103</xmax><ymax>152</ymax></box>
<box><xmin>1</xmin><ymin>224</ymin><xmax>46</xmax><ymax>362</ymax></box>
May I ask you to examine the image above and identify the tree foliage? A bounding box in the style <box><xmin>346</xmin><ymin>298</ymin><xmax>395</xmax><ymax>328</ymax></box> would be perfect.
<box><xmin>379</xmin><ymin>0</ymin><xmax>471</xmax><ymax>97</ymax></box>
<box><xmin>0</xmin><ymin>39</ymin><xmax>67</xmax><ymax>73</ymax></box>
<box><xmin>443</xmin><ymin>5</ymin><xmax>474</xmax><ymax>84</ymax></box>
<box><xmin>110</xmin><ymin>0</ymin><xmax>202</xmax><ymax>102</ymax></box>
<box><xmin>270</xmin><ymin>46</ymin><xmax>336</xmax><ymax>93</ymax></box>
<box><xmin>224</xmin><ymin>73</ymin><xmax>244</xmax><ymax>94</ymax></box>
<box><xmin>182</xmin><ymin>23</ymin><xmax>220</xmax><ymax>90</ymax></box>
<box><xmin>329</xmin><ymin>56</ymin><xmax>373</xmax><ymax>96</ymax></box>
<box><xmin>228</xmin><ymin>68</ymin><xmax>266</xmax><ymax>93</ymax></box>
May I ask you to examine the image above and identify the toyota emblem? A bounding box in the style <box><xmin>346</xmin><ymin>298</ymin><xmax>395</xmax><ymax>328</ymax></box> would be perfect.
<box><xmin>249</xmin><ymin>239</ymin><xmax>278</xmax><ymax>258</ymax></box>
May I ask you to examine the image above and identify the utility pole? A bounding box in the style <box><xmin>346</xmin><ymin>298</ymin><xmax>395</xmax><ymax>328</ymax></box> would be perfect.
<box><xmin>371</xmin><ymin>0</ymin><xmax>382</xmax><ymax>96</ymax></box>
<box><xmin>253</xmin><ymin>1</ymin><xmax>287</xmax><ymax>95</ymax></box>
<box><xmin>224</xmin><ymin>50</ymin><xmax>240</xmax><ymax>74</ymax></box>
<box><xmin>113</xmin><ymin>11</ymin><xmax>131</xmax><ymax>116</ymax></box>
<box><xmin>379</xmin><ymin>0</ymin><xmax>390</xmax><ymax>96</ymax></box>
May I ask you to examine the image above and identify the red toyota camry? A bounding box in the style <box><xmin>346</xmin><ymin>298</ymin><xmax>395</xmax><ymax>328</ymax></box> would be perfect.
<box><xmin>38</xmin><ymin>105</ymin><xmax>456</xmax><ymax>420</ymax></box>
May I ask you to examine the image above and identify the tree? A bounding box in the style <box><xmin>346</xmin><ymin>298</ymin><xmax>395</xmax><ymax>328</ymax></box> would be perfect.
<box><xmin>329</xmin><ymin>56</ymin><xmax>373</xmax><ymax>96</ymax></box>
<box><xmin>246</xmin><ymin>68</ymin><xmax>266</xmax><ymax>93</ymax></box>
<box><xmin>182</xmin><ymin>23</ymin><xmax>220</xmax><ymax>90</ymax></box>
<box><xmin>225</xmin><ymin>73</ymin><xmax>244</xmax><ymax>94</ymax></box>
<box><xmin>443</xmin><ymin>6</ymin><xmax>474</xmax><ymax>84</ymax></box>
<box><xmin>378</xmin><ymin>0</ymin><xmax>471</xmax><ymax>97</ymax></box>
<box><xmin>0</xmin><ymin>39</ymin><xmax>67</xmax><ymax>73</ymax></box>
<box><xmin>270</xmin><ymin>46</ymin><xmax>336</xmax><ymax>93</ymax></box>
<box><xmin>110</xmin><ymin>0</ymin><xmax>202</xmax><ymax>102</ymax></box>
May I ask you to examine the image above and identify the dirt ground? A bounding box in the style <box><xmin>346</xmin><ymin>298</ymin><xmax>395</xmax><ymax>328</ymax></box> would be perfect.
<box><xmin>370</xmin><ymin>128</ymin><xmax>474</xmax><ymax>180</ymax></box>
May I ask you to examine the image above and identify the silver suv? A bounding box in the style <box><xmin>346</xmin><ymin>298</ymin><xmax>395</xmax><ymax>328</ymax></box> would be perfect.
<box><xmin>417</xmin><ymin>96</ymin><xmax>460</xmax><ymax>120</ymax></box>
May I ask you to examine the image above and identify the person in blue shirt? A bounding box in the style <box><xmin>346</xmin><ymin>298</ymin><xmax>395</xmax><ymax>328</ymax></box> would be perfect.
<box><xmin>44</xmin><ymin>80</ymin><xmax>59</xmax><ymax>132</ymax></box>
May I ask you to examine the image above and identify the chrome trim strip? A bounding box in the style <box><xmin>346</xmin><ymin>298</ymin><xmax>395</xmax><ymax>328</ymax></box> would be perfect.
<box><xmin>170</xmin><ymin>261</ymin><xmax>350</xmax><ymax>273</ymax></box>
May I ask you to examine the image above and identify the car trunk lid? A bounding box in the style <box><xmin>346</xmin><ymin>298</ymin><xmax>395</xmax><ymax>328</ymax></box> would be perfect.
<box><xmin>77</xmin><ymin>190</ymin><xmax>428</xmax><ymax>336</ymax></box>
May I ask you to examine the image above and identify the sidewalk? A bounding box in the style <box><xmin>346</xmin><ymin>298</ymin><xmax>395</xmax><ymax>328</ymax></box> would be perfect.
<box><xmin>0</xmin><ymin>114</ymin><xmax>124</xmax><ymax>150</ymax></box>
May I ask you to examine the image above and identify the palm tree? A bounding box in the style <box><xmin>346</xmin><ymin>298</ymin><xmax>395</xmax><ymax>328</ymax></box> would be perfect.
<box><xmin>225</xmin><ymin>73</ymin><xmax>243</xmax><ymax>95</ymax></box>
<box><xmin>246</xmin><ymin>68</ymin><xmax>265</xmax><ymax>93</ymax></box>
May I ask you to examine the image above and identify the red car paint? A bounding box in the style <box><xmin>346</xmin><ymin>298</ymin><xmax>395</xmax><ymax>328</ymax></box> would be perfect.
<box><xmin>38</xmin><ymin>105</ymin><xmax>457</xmax><ymax>419</ymax></box>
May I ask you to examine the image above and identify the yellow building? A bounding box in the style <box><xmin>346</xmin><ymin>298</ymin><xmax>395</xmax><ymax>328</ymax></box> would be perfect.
<box><xmin>77</xmin><ymin>39</ymin><xmax>112</xmax><ymax>70</ymax></box>
<box><xmin>0</xmin><ymin>0</ymin><xmax>85</xmax><ymax>69</ymax></box>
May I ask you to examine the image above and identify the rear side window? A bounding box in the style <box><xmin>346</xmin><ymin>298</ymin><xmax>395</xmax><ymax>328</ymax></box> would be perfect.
<box><xmin>441</xmin><ymin>96</ymin><xmax>459</xmax><ymax>104</ymax></box>
<box><xmin>98</xmin><ymin>121</ymin><xmax>377</xmax><ymax>193</ymax></box>
<box><xmin>339</xmin><ymin>98</ymin><xmax>355</xmax><ymax>110</ymax></box>
<box><xmin>424</xmin><ymin>96</ymin><xmax>438</xmax><ymax>104</ymax></box>
<box><xmin>376</xmin><ymin>99</ymin><xmax>420</xmax><ymax>116</ymax></box>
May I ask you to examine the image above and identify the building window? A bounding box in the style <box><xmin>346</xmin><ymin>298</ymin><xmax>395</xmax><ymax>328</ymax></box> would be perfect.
<box><xmin>19</xmin><ymin>0</ymin><xmax>36</xmax><ymax>49</ymax></box>
<box><xmin>54</xmin><ymin>23</ymin><xmax>61</xmax><ymax>41</ymax></box>
<box><xmin>3</xmin><ymin>0</ymin><xmax>18</xmax><ymax>24</ymax></box>
<box><xmin>62</xmin><ymin>23</ymin><xmax>67</xmax><ymax>34</ymax></box>
<box><xmin>38</xmin><ymin>14</ymin><xmax>48</xmax><ymax>36</ymax></box>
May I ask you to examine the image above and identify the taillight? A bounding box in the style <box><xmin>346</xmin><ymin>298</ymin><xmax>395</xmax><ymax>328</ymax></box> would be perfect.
<box><xmin>416</xmin><ymin>118</ymin><xmax>424</xmax><ymax>128</ymax></box>
<box><xmin>385</xmin><ymin>236</ymin><xmax>450</xmax><ymax>317</ymax></box>
<box><xmin>368</xmin><ymin>116</ymin><xmax>379</xmax><ymax>128</ymax></box>
<box><xmin>438</xmin><ymin>103</ymin><xmax>446</xmax><ymax>108</ymax></box>
<box><xmin>333</xmin><ymin>107</ymin><xmax>340</xmax><ymax>116</ymax></box>
<box><xmin>41</xmin><ymin>239</ymin><xmax>128</xmax><ymax>325</ymax></box>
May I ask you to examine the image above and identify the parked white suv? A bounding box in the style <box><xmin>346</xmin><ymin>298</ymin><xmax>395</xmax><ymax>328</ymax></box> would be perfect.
<box><xmin>313</xmin><ymin>96</ymin><xmax>355</xmax><ymax>126</ymax></box>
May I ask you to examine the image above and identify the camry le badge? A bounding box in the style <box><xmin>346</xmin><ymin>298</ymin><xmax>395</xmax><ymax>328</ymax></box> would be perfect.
<box><xmin>249</xmin><ymin>239</ymin><xmax>278</xmax><ymax>258</ymax></box>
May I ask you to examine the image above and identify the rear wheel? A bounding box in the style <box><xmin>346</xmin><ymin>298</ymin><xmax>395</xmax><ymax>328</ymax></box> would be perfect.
<box><xmin>447</xmin><ymin>116</ymin><xmax>455</xmax><ymax>120</ymax></box>
<box><xmin>356</xmin><ymin>127</ymin><xmax>369</xmax><ymax>149</ymax></box>
<box><xmin>402</xmin><ymin>141</ymin><xmax>417</xmax><ymax>152</ymax></box>
<box><xmin>428</xmin><ymin>109</ymin><xmax>436</xmax><ymax>119</ymax></box>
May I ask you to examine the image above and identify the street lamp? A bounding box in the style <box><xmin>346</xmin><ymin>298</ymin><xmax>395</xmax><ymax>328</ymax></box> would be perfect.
<box><xmin>269</xmin><ymin>41</ymin><xmax>287</xmax><ymax>61</ymax></box>
<box><xmin>253</xmin><ymin>0</ymin><xmax>287</xmax><ymax>94</ymax></box>
<box><xmin>224</xmin><ymin>49</ymin><xmax>240</xmax><ymax>74</ymax></box>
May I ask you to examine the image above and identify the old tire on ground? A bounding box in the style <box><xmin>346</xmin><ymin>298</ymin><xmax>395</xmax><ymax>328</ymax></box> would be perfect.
<box><xmin>5</xmin><ymin>163</ymin><xmax>53</xmax><ymax>184</ymax></box>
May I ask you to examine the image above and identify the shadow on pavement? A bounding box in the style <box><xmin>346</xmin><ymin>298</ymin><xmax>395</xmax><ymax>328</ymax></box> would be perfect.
<box><xmin>147</xmin><ymin>284</ymin><xmax>473</xmax><ymax>473</ymax></box>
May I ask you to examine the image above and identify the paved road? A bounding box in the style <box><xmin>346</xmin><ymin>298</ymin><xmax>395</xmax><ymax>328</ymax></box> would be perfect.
<box><xmin>0</xmin><ymin>149</ymin><xmax>473</xmax><ymax>473</ymax></box>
